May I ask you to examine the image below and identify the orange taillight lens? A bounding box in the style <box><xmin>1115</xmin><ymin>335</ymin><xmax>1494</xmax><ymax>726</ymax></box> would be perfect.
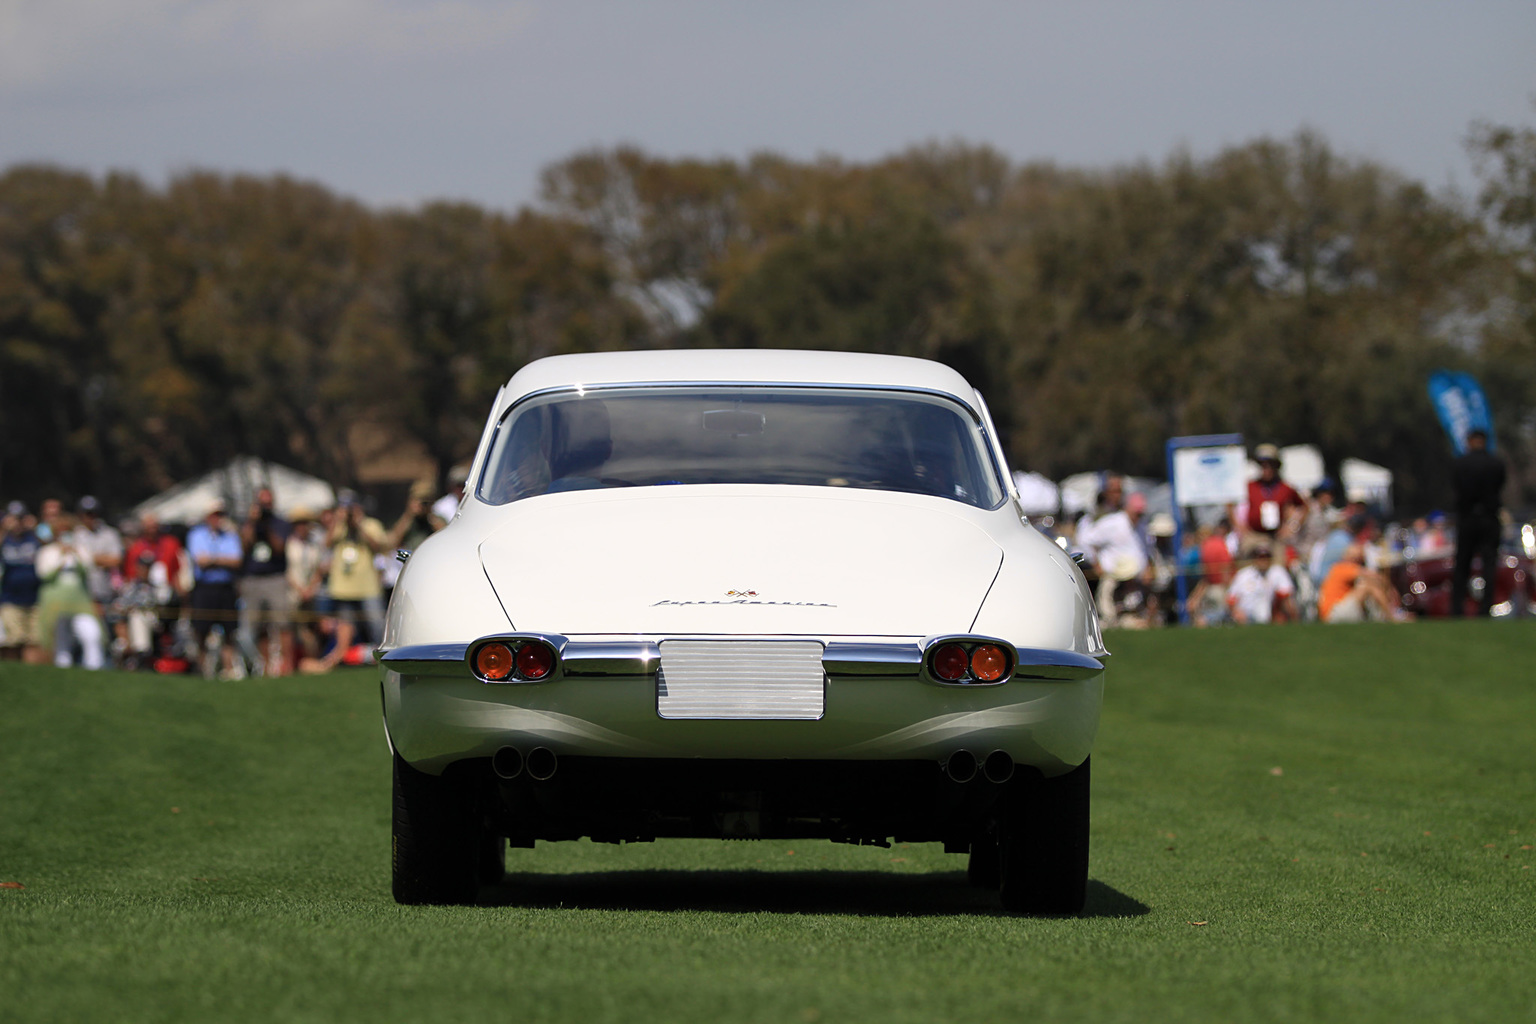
<box><xmin>970</xmin><ymin>644</ymin><xmax>1009</xmax><ymax>682</ymax></box>
<box><xmin>474</xmin><ymin>642</ymin><xmax>515</xmax><ymax>681</ymax></box>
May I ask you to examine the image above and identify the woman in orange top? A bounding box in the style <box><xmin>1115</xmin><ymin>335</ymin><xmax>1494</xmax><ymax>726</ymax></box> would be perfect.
<box><xmin>1319</xmin><ymin>545</ymin><xmax>1401</xmax><ymax>622</ymax></box>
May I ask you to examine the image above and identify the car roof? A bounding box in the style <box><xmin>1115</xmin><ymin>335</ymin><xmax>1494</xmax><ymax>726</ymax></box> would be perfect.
<box><xmin>502</xmin><ymin>349</ymin><xmax>982</xmax><ymax>413</ymax></box>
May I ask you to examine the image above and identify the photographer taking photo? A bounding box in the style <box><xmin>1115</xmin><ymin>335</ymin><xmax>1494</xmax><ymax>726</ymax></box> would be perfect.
<box><xmin>309</xmin><ymin>492</ymin><xmax>388</xmax><ymax>672</ymax></box>
<box><xmin>238</xmin><ymin>487</ymin><xmax>293</xmax><ymax>675</ymax></box>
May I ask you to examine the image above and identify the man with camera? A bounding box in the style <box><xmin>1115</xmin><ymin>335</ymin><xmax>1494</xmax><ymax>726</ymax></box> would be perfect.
<box><xmin>238</xmin><ymin>487</ymin><xmax>294</xmax><ymax>675</ymax></box>
<box><xmin>309</xmin><ymin>492</ymin><xmax>388</xmax><ymax>672</ymax></box>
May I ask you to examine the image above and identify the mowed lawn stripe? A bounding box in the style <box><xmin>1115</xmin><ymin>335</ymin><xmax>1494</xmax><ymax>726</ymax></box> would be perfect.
<box><xmin>2</xmin><ymin>620</ymin><xmax>1533</xmax><ymax>1023</ymax></box>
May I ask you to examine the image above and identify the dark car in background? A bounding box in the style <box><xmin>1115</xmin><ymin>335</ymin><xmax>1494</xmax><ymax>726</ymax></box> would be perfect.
<box><xmin>1391</xmin><ymin>530</ymin><xmax>1535</xmax><ymax>617</ymax></box>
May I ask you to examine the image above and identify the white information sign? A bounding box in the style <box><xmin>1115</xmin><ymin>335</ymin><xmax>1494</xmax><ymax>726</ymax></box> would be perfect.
<box><xmin>1172</xmin><ymin>445</ymin><xmax>1248</xmax><ymax>506</ymax></box>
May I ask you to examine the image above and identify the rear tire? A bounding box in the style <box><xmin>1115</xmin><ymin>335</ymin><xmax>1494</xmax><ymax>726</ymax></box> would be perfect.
<box><xmin>478</xmin><ymin>832</ymin><xmax>507</xmax><ymax>885</ymax></box>
<box><xmin>966</xmin><ymin>828</ymin><xmax>1001</xmax><ymax>889</ymax></box>
<box><xmin>391</xmin><ymin>752</ymin><xmax>481</xmax><ymax>905</ymax></box>
<box><xmin>997</xmin><ymin>757</ymin><xmax>1090</xmax><ymax>915</ymax></box>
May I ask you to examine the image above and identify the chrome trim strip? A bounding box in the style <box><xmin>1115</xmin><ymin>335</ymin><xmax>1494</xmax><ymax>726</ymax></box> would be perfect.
<box><xmin>822</xmin><ymin>642</ymin><xmax>922</xmax><ymax>676</ymax></box>
<box><xmin>562</xmin><ymin>641</ymin><xmax>662</xmax><ymax>676</ymax></box>
<box><xmin>1012</xmin><ymin>647</ymin><xmax>1104</xmax><ymax>681</ymax></box>
<box><xmin>504</xmin><ymin>382</ymin><xmax>986</xmax><ymax>422</ymax></box>
<box><xmin>379</xmin><ymin>642</ymin><xmax>469</xmax><ymax>664</ymax></box>
<box><xmin>379</xmin><ymin>638</ymin><xmax>1101</xmax><ymax>682</ymax></box>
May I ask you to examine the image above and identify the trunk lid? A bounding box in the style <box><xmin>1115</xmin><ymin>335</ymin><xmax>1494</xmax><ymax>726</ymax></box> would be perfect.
<box><xmin>477</xmin><ymin>488</ymin><xmax>1001</xmax><ymax>636</ymax></box>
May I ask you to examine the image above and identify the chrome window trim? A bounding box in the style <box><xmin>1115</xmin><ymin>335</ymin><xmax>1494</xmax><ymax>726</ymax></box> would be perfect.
<box><xmin>474</xmin><ymin>382</ymin><xmax>1008</xmax><ymax>512</ymax></box>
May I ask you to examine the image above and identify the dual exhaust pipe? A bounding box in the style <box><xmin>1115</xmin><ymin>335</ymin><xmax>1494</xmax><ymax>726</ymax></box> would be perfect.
<box><xmin>944</xmin><ymin>749</ymin><xmax>1014</xmax><ymax>784</ymax></box>
<box><xmin>493</xmin><ymin>745</ymin><xmax>557</xmax><ymax>781</ymax></box>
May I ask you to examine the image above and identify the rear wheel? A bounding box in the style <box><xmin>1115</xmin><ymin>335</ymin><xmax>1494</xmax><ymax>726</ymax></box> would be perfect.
<box><xmin>391</xmin><ymin>752</ymin><xmax>481</xmax><ymax>905</ymax></box>
<box><xmin>997</xmin><ymin>757</ymin><xmax>1090</xmax><ymax>915</ymax></box>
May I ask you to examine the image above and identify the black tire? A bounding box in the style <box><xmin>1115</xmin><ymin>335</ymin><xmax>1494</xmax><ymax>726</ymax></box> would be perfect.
<box><xmin>966</xmin><ymin>829</ymin><xmax>1001</xmax><ymax>889</ymax></box>
<box><xmin>391</xmin><ymin>751</ymin><xmax>481</xmax><ymax>905</ymax></box>
<box><xmin>997</xmin><ymin>757</ymin><xmax>1090</xmax><ymax>915</ymax></box>
<box><xmin>478</xmin><ymin>832</ymin><xmax>507</xmax><ymax>886</ymax></box>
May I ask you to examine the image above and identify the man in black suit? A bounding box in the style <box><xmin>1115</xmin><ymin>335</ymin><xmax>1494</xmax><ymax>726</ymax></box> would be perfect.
<box><xmin>1450</xmin><ymin>429</ymin><xmax>1506</xmax><ymax>617</ymax></box>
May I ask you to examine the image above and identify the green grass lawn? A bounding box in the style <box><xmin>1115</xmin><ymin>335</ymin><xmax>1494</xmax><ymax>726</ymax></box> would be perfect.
<box><xmin>2</xmin><ymin>621</ymin><xmax>1533</xmax><ymax>1023</ymax></box>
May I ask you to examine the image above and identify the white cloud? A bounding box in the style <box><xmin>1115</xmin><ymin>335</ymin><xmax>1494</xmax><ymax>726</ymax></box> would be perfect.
<box><xmin>0</xmin><ymin>0</ymin><xmax>535</xmax><ymax>89</ymax></box>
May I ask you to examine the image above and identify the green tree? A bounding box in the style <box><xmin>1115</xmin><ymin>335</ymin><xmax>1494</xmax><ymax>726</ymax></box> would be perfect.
<box><xmin>1468</xmin><ymin>112</ymin><xmax>1536</xmax><ymax>509</ymax></box>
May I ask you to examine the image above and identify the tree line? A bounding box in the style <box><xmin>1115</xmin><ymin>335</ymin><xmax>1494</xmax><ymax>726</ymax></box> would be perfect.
<box><xmin>2</xmin><ymin>121</ymin><xmax>1532</xmax><ymax>514</ymax></box>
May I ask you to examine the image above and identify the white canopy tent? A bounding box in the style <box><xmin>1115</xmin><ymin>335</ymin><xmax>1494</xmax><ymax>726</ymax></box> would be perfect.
<box><xmin>131</xmin><ymin>457</ymin><xmax>337</xmax><ymax>526</ymax></box>
<box><xmin>1341</xmin><ymin>458</ymin><xmax>1393</xmax><ymax>511</ymax></box>
<box><xmin>1011</xmin><ymin>471</ymin><xmax>1061</xmax><ymax>516</ymax></box>
<box><xmin>1244</xmin><ymin>444</ymin><xmax>1326</xmax><ymax>492</ymax></box>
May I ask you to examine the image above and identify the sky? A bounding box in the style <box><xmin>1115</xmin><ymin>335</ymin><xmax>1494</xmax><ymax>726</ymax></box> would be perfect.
<box><xmin>2</xmin><ymin>0</ymin><xmax>1533</xmax><ymax>213</ymax></box>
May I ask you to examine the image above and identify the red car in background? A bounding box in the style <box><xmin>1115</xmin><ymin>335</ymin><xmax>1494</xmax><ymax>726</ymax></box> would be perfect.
<box><xmin>1391</xmin><ymin>538</ymin><xmax>1535</xmax><ymax>617</ymax></box>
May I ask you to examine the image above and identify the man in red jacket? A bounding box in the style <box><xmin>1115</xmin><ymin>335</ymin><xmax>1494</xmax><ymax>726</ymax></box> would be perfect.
<box><xmin>1245</xmin><ymin>444</ymin><xmax>1306</xmax><ymax>546</ymax></box>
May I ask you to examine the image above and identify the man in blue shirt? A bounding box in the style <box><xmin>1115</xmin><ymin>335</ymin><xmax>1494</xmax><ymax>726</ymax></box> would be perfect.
<box><xmin>1</xmin><ymin>501</ymin><xmax>43</xmax><ymax>663</ymax></box>
<box><xmin>185</xmin><ymin>500</ymin><xmax>244</xmax><ymax>678</ymax></box>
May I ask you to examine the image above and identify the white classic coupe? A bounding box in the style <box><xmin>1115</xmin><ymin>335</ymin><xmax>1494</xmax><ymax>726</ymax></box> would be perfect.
<box><xmin>379</xmin><ymin>349</ymin><xmax>1108</xmax><ymax>912</ymax></box>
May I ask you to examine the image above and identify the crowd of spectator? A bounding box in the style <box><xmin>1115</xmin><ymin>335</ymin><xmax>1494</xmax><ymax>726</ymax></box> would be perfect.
<box><xmin>1063</xmin><ymin>434</ymin><xmax>1516</xmax><ymax>629</ymax></box>
<box><xmin>0</xmin><ymin>476</ymin><xmax>464</xmax><ymax>676</ymax></box>
<box><xmin>0</xmin><ymin>437</ymin><xmax>1519</xmax><ymax>668</ymax></box>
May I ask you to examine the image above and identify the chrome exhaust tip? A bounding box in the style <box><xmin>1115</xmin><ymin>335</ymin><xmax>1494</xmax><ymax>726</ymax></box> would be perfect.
<box><xmin>944</xmin><ymin>749</ymin><xmax>977</xmax><ymax>783</ymax></box>
<box><xmin>526</xmin><ymin>746</ymin><xmax>558</xmax><ymax>781</ymax></box>
<box><xmin>491</xmin><ymin>745</ymin><xmax>523</xmax><ymax>780</ymax></box>
<box><xmin>982</xmin><ymin>750</ymin><xmax>1015</xmax><ymax>784</ymax></box>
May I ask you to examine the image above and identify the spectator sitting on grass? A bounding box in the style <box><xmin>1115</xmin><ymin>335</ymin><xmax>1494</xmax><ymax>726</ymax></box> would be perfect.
<box><xmin>1319</xmin><ymin>544</ymin><xmax>1404</xmax><ymax>623</ymax></box>
<box><xmin>1226</xmin><ymin>544</ymin><xmax>1296</xmax><ymax>625</ymax></box>
<box><xmin>1312</xmin><ymin>507</ymin><xmax>1373</xmax><ymax>586</ymax></box>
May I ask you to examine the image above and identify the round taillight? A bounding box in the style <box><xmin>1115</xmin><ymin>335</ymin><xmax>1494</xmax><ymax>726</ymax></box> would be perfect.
<box><xmin>932</xmin><ymin>643</ymin><xmax>970</xmax><ymax>681</ymax></box>
<box><xmin>516</xmin><ymin>642</ymin><xmax>554</xmax><ymax>680</ymax></box>
<box><xmin>970</xmin><ymin>644</ymin><xmax>1008</xmax><ymax>682</ymax></box>
<box><xmin>475</xmin><ymin>642</ymin><xmax>515</xmax><ymax>681</ymax></box>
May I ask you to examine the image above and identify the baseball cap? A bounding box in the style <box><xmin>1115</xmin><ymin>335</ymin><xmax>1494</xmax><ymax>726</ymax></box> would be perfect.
<box><xmin>78</xmin><ymin>495</ymin><xmax>101</xmax><ymax>513</ymax></box>
<box><xmin>1254</xmin><ymin>443</ymin><xmax>1280</xmax><ymax>463</ymax></box>
<box><xmin>5</xmin><ymin>500</ymin><xmax>26</xmax><ymax>517</ymax></box>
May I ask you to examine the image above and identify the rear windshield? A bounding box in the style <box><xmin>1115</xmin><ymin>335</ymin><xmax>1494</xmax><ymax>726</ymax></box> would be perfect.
<box><xmin>477</xmin><ymin>386</ymin><xmax>1004</xmax><ymax>509</ymax></box>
